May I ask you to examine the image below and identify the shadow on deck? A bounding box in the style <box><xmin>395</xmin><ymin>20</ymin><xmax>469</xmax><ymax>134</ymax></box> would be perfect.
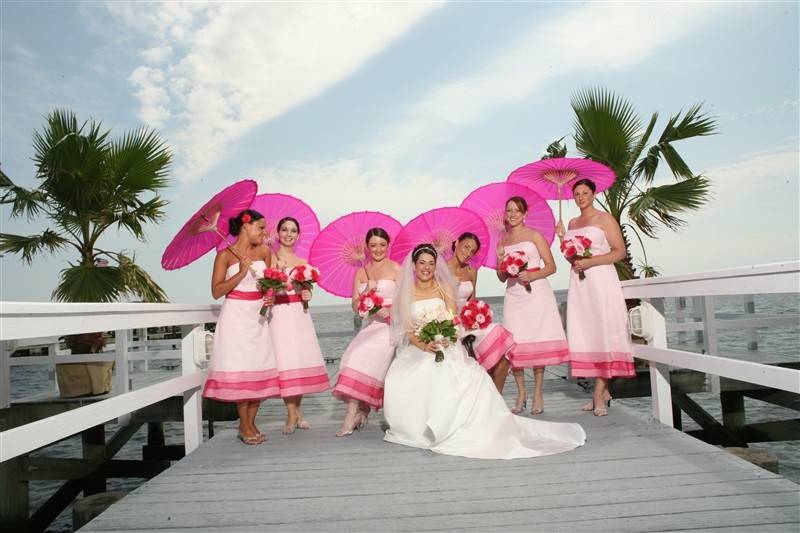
<box><xmin>81</xmin><ymin>376</ymin><xmax>799</xmax><ymax>532</ymax></box>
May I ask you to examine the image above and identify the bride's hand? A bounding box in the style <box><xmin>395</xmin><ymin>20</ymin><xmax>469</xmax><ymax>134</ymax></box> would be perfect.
<box><xmin>423</xmin><ymin>341</ymin><xmax>439</xmax><ymax>354</ymax></box>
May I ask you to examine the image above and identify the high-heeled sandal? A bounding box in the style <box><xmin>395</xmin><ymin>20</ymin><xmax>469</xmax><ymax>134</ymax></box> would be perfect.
<box><xmin>593</xmin><ymin>406</ymin><xmax>608</xmax><ymax>417</ymax></box>
<box><xmin>510</xmin><ymin>397</ymin><xmax>527</xmax><ymax>414</ymax></box>
<box><xmin>582</xmin><ymin>392</ymin><xmax>612</xmax><ymax>412</ymax></box>
<box><xmin>357</xmin><ymin>412</ymin><xmax>368</xmax><ymax>429</ymax></box>
<box><xmin>282</xmin><ymin>421</ymin><xmax>297</xmax><ymax>435</ymax></box>
<box><xmin>336</xmin><ymin>412</ymin><xmax>362</xmax><ymax>437</ymax></box>
<box><xmin>530</xmin><ymin>400</ymin><xmax>544</xmax><ymax>415</ymax></box>
<box><xmin>296</xmin><ymin>419</ymin><xmax>311</xmax><ymax>430</ymax></box>
<box><xmin>237</xmin><ymin>433</ymin><xmax>264</xmax><ymax>445</ymax></box>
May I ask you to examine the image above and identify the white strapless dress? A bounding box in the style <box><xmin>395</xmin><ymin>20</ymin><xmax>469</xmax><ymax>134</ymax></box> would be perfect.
<box><xmin>383</xmin><ymin>298</ymin><xmax>586</xmax><ymax>459</ymax></box>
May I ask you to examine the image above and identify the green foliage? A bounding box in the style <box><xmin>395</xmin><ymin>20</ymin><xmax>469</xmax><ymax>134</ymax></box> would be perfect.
<box><xmin>0</xmin><ymin>109</ymin><xmax>172</xmax><ymax>302</ymax></box>
<box><xmin>556</xmin><ymin>88</ymin><xmax>717</xmax><ymax>279</ymax></box>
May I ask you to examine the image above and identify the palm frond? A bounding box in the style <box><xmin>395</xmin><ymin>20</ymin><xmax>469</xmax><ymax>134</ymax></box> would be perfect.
<box><xmin>105</xmin><ymin>127</ymin><xmax>172</xmax><ymax>196</ymax></box>
<box><xmin>0</xmin><ymin>169</ymin><xmax>47</xmax><ymax>220</ymax></box>
<box><xmin>643</xmin><ymin>104</ymin><xmax>717</xmax><ymax>181</ymax></box>
<box><xmin>637</xmin><ymin>262</ymin><xmax>662</xmax><ymax>278</ymax></box>
<box><xmin>541</xmin><ymin>137</ymin><xmax>568</xmax><ymax>159</ymax></box>
<box><xmin>0</xmin><ymin>230</ymin><xmax>69</xmax><ymax>263</ymax></box>
<box><xmin>628</xmin><ymin>113</ymin><xmax>658</xmax><ymax>182</ymax></box>
<box><xmin>33</xmin><ymin>109</ymin><xmax>111</xmax><ymax>212</ymax></box>
<box><xmin>571</xmin><ymin>87</ymin><xmax>641</xmax><ymax>177</ymax></box>
<box><xmin>52</xmin><ymin>263</ymin><xmax>125</xmax><ymax>303</ymax></box>
<box><xmin>658</xmin><ymin>103</ymin><xmax>717</xmax><ymax>144</ymax></box>
<box><xmin>627</xmin><ymin>176</ymin><xmax>711</xmax><ymax>237</ymax></box>
<box><xmin>117</xmin><ymin>253</ymin><xmax>169</xmax><ymax>302</ymax></box>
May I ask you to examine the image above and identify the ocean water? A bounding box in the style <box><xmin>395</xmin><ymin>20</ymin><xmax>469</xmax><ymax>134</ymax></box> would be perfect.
<box><xmin>9</xmin><ymin>293</ymin><xmax>799</xmax><ymax>532</ymax></box>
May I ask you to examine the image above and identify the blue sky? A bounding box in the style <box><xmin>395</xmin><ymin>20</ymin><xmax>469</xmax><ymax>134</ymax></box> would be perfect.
<box><xmin>1</xmin><ymin>1</ymin><xmax>798</xmax><ymax>306</ymax></box>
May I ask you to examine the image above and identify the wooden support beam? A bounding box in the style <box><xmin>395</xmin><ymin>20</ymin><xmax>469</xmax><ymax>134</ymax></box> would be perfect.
<box><xmin>28</xmin><ymin>480</ymin><xmax>84</xmax><ymax>533</ymax></box>
<box><xmin>721</xmin><ymin>391</ymin><xmax>746</xmax><ymax>432</ymax></box>
<box><xmin>671</xmin><ymin>391</ymin><xmax>746</xmax><ymax>447</ymax></box>
<box><xmin>0</xmin><ymin>410</ymin><xmax>28</xmax><ymax>531</ymax></box>
<box><xmin>82</xmin><ymin>424</ymin><xmax>106</xmax><ymax>496</ymax></box>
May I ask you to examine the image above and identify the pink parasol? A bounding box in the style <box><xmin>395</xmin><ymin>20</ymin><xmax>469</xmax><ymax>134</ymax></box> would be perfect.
<box><xmin>506</xmin><ymin>157</ymin><xmax>616</xmax><ymax>224</ymax></box>
<box><xmin>389</xmin><ymin>207</ymin><xmax>489</xmax><ymax>267</ymax></box>
<box><xmin>216</xmin><ymin>193</ymin><xmax>320</xmax><ymax>260</ymax></box>
<box><xmin>309</xmin><ymin>211</ymin><xmax>402</xmax><ymax>298</ymax></box>
<box><xmin>162</xmin><ymin>179</ymin><xmax>258</xmax><ymax>270</ymax></box>
<box><xmin>460</xmin><ymin>182</ymin><xmax>555</xmax><ymax>269</ymax></box>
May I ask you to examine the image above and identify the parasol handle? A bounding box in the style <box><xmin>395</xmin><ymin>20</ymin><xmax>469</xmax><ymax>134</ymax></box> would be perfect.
<box><xmin>557</xmin><ymin>184</ymin><xmax>563</xmax><ymax>226</ymax></box>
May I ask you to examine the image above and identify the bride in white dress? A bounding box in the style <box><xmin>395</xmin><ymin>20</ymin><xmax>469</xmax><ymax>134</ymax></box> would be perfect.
<box><xmin>383</xmin><ymin>243</ymin><xmax>586</xmax><ymax>460</ymax></box>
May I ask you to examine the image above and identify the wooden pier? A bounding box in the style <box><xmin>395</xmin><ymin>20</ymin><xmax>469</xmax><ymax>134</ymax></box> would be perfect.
<box><xmin>81</xmin><ymin>376</ymin><xmax>799</xmax><ymax>532</ymax></box>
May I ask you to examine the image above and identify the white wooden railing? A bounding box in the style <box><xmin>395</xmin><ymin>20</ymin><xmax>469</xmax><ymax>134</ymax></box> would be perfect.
<box><xmin>0</xmin><ymin>261</ymin><xmax>798</xmax><ymax>464</ymax></box>
<box><xmin>0</xmin><ymin>303</ymin><xmax>220</xmax><ymax>462</ymax></box>
<box><xmin>621</xmin><ymin>261</ymin><xmax>800</xmax><ymax>425</ymax></box>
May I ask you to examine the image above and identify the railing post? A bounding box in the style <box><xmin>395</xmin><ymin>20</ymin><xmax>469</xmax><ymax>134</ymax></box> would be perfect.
<box><xmin>181</xmin><ymin>324</ymin><xmax>204</xmax><ymax>454</ymax></box>
<box><xmin>744</xmin><ymin>294</ymin><xmax>758</xmax><ymax>351</ymax></box>
<box><xmin>114</xmin><ymin>329</ymin><xmax>131</xmax><ymax>426</ymax></box>
<box><xmin>645</xmin><ymin>303</ymin><xmax>673</xmax><ymax>426</ymax></box>
<box><xmin>702</xmin><ymin>295</ymin><xmax>721</xmax><ymax>394</ymax></box>
<box><xmin>675</xmin><ymin>296</ymin><xmax>687</xmax><ymax>344</ymax></box>
<box><xmin>0</xmin><ymin>341</ymin><xmax>13</xmax><ymax>409</ymax></box>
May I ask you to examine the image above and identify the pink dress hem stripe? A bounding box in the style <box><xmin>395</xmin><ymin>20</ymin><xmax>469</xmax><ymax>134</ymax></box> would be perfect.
<box><xmin>474</xmin><ymin>326</ymin><xmax>515</xmax><ymax>371</ymax></box>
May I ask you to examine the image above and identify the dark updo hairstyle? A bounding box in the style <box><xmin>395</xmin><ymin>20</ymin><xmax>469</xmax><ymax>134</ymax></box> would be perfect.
<box><xmin>572</xmin><ymin>178</ymin><xmax>597</xmax><ymax>193</ymax></box>
<box><xmin>412</xmin><ymin>243</ymin><xmax>438</xmax><ymax>262</ymax></box>
<box><xmin>277</xmin><ymin>216</ymin><xmax>300</xmax><ymax>234</ymax></box>
<box><xmin>451</xmin><ymin>232</ymin><xmax>482</xmax><ymax>252</ymax></box>
<box><xmin>506</xmin><ymin>195</ymin><xmax>528</xmax><ymax>214</ymax></box>
<box><xmin>228</xmin><ymin>209</ymin><xmax>264</xmax><ymax>236</ymax></box>
<box><xmin>365</xmin><ymin>227</ymin><xmax>391</xmax><ymax>245</ymax></box>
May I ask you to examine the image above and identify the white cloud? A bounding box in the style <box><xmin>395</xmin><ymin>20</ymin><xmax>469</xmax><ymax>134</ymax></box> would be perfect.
<box><xmin>373</xmin><ymin>2</ymin><xmax>725</xmax><ymax>171</ymax></box>
<box><xmin>254</xmin><ymin>158</ymin><xmax>461</xmax><ymax>227</ymax></box>
<box><xmin>141</xmin><ymin>45</ymin><xmax>173</xmax><ymax>64</ymax></box>
<box><xmin>128</xmin><ymin>66</ymin><xmax>171</xmax><ymax>127</ymax></box>
<box><xmin>110</xmin><ymin>2</ymin><xmax>443</xmax><ymax>183</ymax></box>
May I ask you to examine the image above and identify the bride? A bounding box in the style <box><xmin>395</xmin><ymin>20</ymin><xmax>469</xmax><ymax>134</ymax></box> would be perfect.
<box><xmin>383</xmin><ymin>243</ymin><xmax>586</xmax><ymax>459</ymax></box>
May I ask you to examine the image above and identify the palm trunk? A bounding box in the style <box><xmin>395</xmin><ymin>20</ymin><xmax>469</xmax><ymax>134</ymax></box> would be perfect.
<box><xmin>615</xmin><ymin>225</ymin><xmax>638</xmax><ymax>281</ymax></box>
<box><xmin>615</xmin><ymin>226</ymin><xmax>641</xmax><ymax>312</ymax></box>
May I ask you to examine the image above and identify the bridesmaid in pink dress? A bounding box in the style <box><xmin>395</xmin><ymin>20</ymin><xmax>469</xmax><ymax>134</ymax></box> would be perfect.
<box><xmin>558</xmin><ymin>179</ymin><xmax>635</xmax><ymax>416</ymax></box>
<box><xmin>268</xmin><ymin>217</ymin><xmax>331</xmax><ymax>434</ymax></box>
<box><xmin>446</xmin><ymin>232</ymin><xmax>514</xmax><ymax>392</ymax></box>
<box><xmin>332</xmin><ymin>228</ymin><xmax>400</xmax><ymax>436</ymax></box>
<box><xmin>203</xmin><ymin>210</ymin><xmax>280</xmax><ymax>445</ymax></box>
<box><xmin>497</xmin><ymin>196</ymin><xmax>569</xmax><ymax>415</ymax></box>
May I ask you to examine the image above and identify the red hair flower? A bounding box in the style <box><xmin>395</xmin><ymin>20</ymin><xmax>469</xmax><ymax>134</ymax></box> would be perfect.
<box><xmin>241</xmin><ymin>214</ymin><xmax>252</xmax><ymax>223</ymax></box>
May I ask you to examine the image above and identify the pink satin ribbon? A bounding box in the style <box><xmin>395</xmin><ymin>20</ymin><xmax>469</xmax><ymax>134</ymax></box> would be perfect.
<box><xmin>227</xmin><ymin>290</ymin><xmax>263</xmax><ymax>300</ymax></box>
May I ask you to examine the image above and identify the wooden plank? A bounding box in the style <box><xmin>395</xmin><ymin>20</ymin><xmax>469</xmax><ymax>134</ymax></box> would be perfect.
<box><xmin>80</xmin><ymin>377</ymin><xmax>799</xmax><ymax>532</ymax></box>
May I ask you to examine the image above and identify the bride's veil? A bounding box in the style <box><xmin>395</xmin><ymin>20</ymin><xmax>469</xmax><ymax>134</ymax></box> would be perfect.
<box><xmin>390</xmin><ymin>245</ymin><xmax>458</xmax><ymax>347</ymax></box>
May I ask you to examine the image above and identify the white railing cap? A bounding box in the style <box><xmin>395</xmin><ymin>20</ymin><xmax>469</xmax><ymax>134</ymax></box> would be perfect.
<box><xmin>0</xmin><ymin>302</ymin><xmax>220</xmax><ymax>341</ymax></box>
<box><xmin>622</xmin><ymin>260</ymin><xmax>799</xmax><ymax>298</ymax></box>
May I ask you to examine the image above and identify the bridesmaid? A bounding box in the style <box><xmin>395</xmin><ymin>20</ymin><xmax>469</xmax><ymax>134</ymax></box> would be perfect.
<box><xmin>497</xmin><ymin>196</ymin><xmax>569</xmax><ymax>415</ymax></box>
<box><xmin>269</xmin><ymin>216</ymin><xmax>331</xmax><ymax>434</ymax></box>
<box><xmin>203</xmin><ymin>210</ymin><xmax>280</xmax><ymax>445</ymax></box>
<box><xmin>332</xmin><ymin>228</ymin><xmax>400</xmax><ymax>437</ymax></box>
<box><xmin>447</xmin><ymin>232</ymin><xmax>514</xmax><ymax>392</ymax></box>
<box><xmin>558</xmin><ymin>179</ymin><xmax>635</xmax><ymax>416</ymax></box>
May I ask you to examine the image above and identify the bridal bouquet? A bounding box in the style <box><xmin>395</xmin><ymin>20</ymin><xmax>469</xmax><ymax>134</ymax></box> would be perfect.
<box><xmin>414</xmin><ymin>307</ymin><xmax>458</xmax><ymax>363</ymax></box>
<box><xmin>289</xmin><ymin>264</ymin><xmax>321</xmax><ymax>310</ymax></box>
<box><xmin>561</xmin><ymin>236</ymin><xmax>593</xmax><ymax>280</ymax></box>
<box><xmin>357</xmin><ymin>288</ymin><xmax>384</xmax><ymax>318</ymax></box>
<box><xmin>459</xmin><ymin>299</ymin><xmax>493</xmax><ymax>330</ymax></box>
<box><xmin>499</xmin><ymin>250</ymin><xmax>532</xmax><ymax>293</ymax></box>
<box><xmin>257</xmin><ymin>268</ymin><xmax>289</xmax><ymax>315</ymax></box>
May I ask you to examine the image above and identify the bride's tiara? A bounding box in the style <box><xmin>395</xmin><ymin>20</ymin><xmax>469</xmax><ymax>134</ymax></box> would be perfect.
<box><xmin>412</xmin><ymin>243</ymin><xmax>438</xmax><ymax>261</ymax></box>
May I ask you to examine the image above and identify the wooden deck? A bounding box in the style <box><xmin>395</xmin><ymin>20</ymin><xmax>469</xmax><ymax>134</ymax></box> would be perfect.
<box><xmin>82</xmin><ymin>375</ymin><xmax>799</xmax><ymax>532</ymax></box>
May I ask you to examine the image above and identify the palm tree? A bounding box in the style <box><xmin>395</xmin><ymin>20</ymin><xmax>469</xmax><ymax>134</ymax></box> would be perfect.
<box><xmin>0</xmin><ymin>109</ymin><xmax>171</xmax><ymax>302</ymax></box>
<box><xmin>564</xmin><ymin>87</ymin><xmax>716</xmax><ymax>279</ymax></box>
